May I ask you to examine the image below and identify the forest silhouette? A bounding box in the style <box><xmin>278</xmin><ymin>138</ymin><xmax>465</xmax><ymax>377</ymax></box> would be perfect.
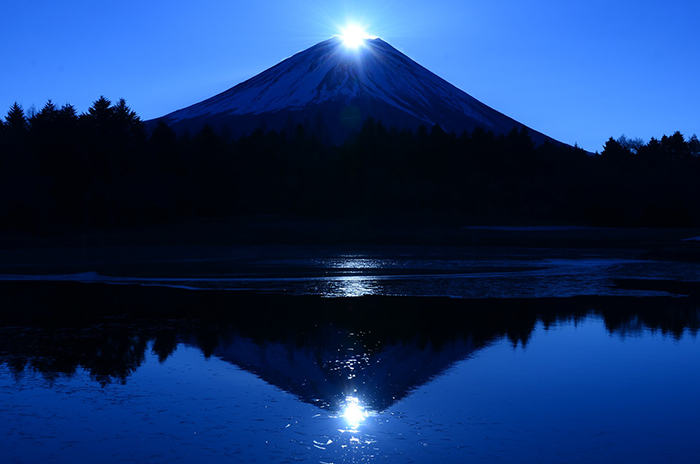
<box><xmin>2</xmin><ymin>97</ymin><xmax>700</xmax><ymax>235</ymax></box>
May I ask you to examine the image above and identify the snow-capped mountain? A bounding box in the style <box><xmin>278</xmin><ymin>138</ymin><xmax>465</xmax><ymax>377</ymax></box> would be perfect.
<box><xmin>152</xmin><ymin>37</ymin><xmax>558</xmax><ymax>144</ymax></box>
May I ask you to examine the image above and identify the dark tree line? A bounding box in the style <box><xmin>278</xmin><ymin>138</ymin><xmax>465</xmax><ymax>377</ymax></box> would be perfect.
<box><xmin>1</xmin><ymin>98</ymin><xmax>700</xmax><ymax>234</ymax></box>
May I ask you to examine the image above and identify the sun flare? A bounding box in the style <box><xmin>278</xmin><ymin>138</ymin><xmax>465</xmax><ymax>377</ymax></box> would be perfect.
<box><xmin>340</xmin><ymin>24</ymin><xmax>372</xmax><ymax>49</ymax></box>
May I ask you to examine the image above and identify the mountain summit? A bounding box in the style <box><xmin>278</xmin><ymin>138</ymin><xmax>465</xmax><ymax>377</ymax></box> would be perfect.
<box><xmin>152</xmin><ymin>37</ymin><xmax>558</xmax><ymax>144</ymax></box>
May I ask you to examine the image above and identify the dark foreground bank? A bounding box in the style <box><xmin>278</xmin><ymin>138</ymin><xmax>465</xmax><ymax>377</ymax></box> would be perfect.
<box><xmin>2</xmin><ymin>279</ymin><xmax>698</xmax><ymax>334</ymax></box>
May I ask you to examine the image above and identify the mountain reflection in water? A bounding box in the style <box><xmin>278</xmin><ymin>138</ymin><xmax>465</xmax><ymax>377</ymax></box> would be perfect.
<box><xmin>209</xmin><ymin>327</ymin><xmax>479</xmax><ymax>414</ymax></box>
<box><xmin>1</xmin><ymin>282</ymin><xmax>698</xmax><ymax>411</ymax></box>
<box><xmin>2</xmin><ymin>281</ymin><xmax>700</xmax><ymax>462</ymax></box>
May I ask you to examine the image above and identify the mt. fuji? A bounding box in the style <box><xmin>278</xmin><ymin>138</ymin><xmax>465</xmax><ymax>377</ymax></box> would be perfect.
<box><xmin>152</xmin><ymin>37</ymin><xmax>560</xmax><ymax>145</ymax></box>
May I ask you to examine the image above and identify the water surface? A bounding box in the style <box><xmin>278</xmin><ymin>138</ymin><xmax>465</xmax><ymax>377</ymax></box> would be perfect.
<box><xmin>3</xmin><ymin>245</ymin><xmax>700</xmax><ymax>298</ymax></box>
<box><xmin>1</xmin><ymin>290</ymin><xmax>698</xmax><ymax>463</ymax></box>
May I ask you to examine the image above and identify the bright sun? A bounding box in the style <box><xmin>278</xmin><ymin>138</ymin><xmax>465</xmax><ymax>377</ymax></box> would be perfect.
<box><xmin>340</xmin><ymin>24</ymin><xmax>371</xmax><ymax>49</ymax></box>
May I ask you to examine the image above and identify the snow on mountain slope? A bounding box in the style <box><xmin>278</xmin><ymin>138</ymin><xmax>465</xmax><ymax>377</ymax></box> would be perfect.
<box><xmin>154</xmin><ymin>37</ymin><xmax>558</xmax><ymax>144</ymax></box>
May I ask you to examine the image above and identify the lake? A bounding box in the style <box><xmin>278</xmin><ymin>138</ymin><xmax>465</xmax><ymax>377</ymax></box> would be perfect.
<box><xmin>1</xmin><ymin>247</ymin><xmax>700</xmax><ymax>462</ymax></box>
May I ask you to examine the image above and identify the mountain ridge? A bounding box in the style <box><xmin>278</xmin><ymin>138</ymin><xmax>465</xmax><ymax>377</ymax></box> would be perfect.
<box><xmin>151</xmin><ymin>37</ymin><xmax>561</xmax><ymax>145</ymax></box>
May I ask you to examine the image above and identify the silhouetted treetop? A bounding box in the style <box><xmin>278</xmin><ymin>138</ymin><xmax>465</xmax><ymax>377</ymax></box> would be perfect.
<box><xmin>602</xmin><ymin>137</ymin><xmax>632</xmax><ymax>159</ymax></box>
<box><xmin>4</xmin><ymin>102</ymin><xmax>27</xmax><ymax>133</ymax></box>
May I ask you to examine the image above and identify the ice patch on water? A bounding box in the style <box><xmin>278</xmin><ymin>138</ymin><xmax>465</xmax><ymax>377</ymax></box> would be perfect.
<box><xmin>0</xmin><ymin>271</ymin><xmax>103</xmax><ymax>282</ymax></box>
<box><xmin>0</xmin><ymin>257</ymin><xmax>689</xmax><ymax>299</ymax></box>
<box><xmin>463</xmin><ymin>226</ymin><xmax>604</xmax><ymax>231</ymax></box>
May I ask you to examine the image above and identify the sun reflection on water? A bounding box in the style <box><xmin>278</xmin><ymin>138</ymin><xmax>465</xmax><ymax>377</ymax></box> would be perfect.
<box><xmin>323</xmin><ymin>256</ymin><xmax>388</xmax><ymax>297</ymax></box>
<box><xmin>329</xmin><ymin>257</ymin><xmax>384</xmax><ymax>270</ymax></box>
<box><xmin>340</xmin><ymin>396</ymin><xmax>367</xmax><ymax>430</ymax></box>
<box><xmin>329</xmin><ymin>276</ymin><xmax>375</xmax><ymax>297</ymax></box>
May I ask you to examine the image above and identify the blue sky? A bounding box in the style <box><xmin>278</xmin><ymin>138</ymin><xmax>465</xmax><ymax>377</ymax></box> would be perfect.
<box><xmin>3</xmin><ymin>0</ymin><xmax>699</xmax><ymax>151</ymax></box>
